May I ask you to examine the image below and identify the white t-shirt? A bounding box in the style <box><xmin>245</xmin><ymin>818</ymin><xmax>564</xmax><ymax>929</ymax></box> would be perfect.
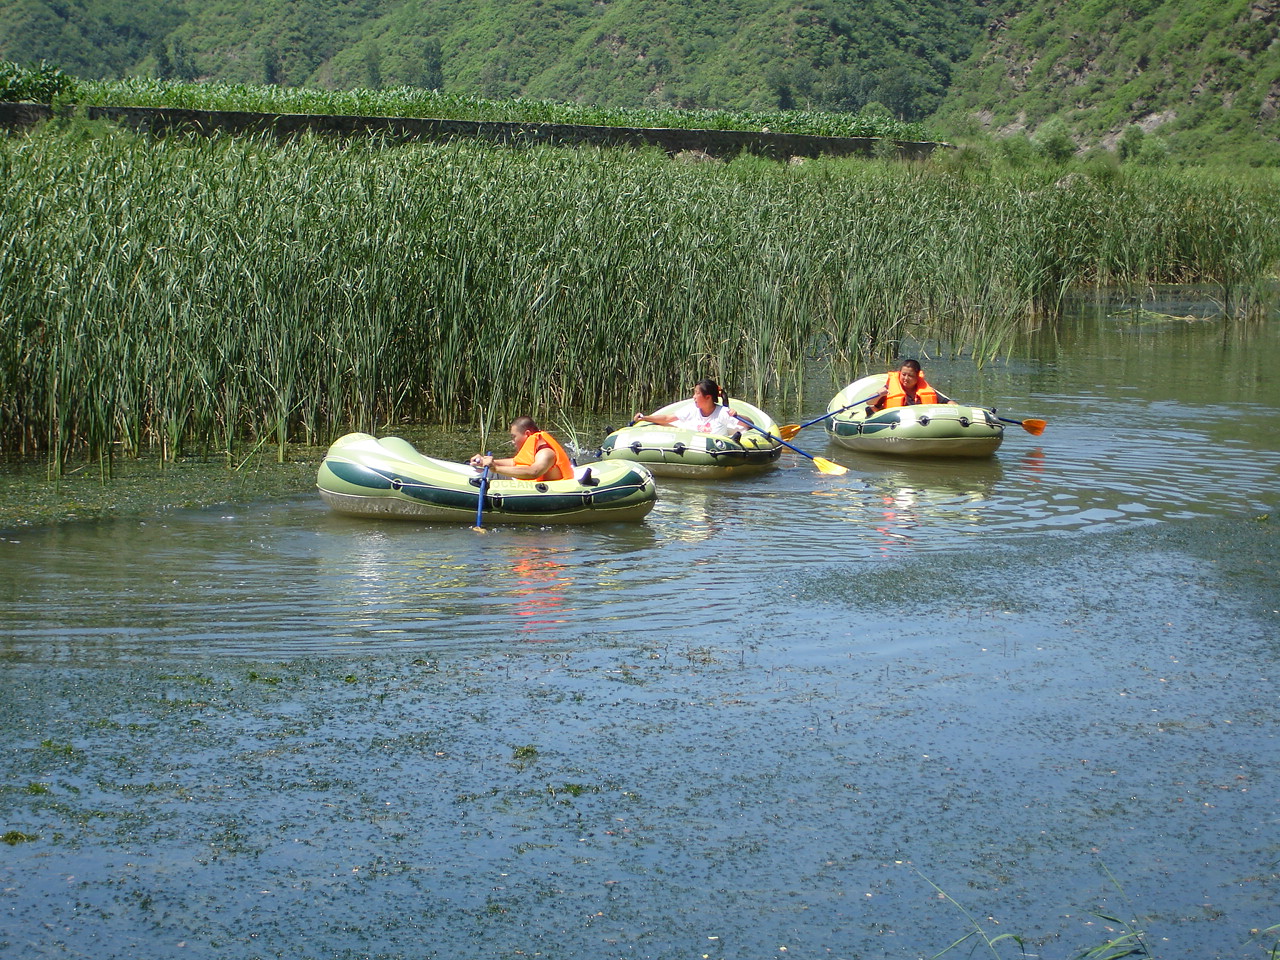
<box><xmin>673</xmin><ymin>404</ymin><xmax>744</xmax><ymax>436</ymax></box>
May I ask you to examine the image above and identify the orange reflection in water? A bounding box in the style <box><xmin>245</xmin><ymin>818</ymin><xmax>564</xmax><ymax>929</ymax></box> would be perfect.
<box><xmin>872</xmin><ymin>488</ymin><xmax>920</xmax><ymax>556</ymax></box>
<box><xmin>1021</xmin><ymin>447</ymin><xmax>1046</xmax><ymax>481</ymax></box>
<box><xmin>507</xmin><ymin>547</ymin><xmax>574</xmax><ymax>637</ymax></box>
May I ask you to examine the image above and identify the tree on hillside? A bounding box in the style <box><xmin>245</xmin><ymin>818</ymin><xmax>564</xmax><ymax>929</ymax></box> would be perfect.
<box><xmin>170</xmin><ymin>38</ymin><xmax>197</xmax><ymax>81</ymax></box>
<box><xmin>878</xmin><ymin>66</ymin><xmax>930</xmax><ymax>120</ymax></box>
<box><xmin>1118</xmin><ymin>124</ymin><xmax>1145</xmax><ymax>161</ymax></box>
<box><xmin>418</xmin><ymin>38</ymin><xmax>443</xmax><ymax>91</ymax></box>
<box><xmin>263</xmin><ymin>46</ymin><xmax>282</xmax><ymax>85</ymax></box>
<box><xmin>364</xmin><ymin>43</ymin><xmax>383</xmax><ymax>90</ymax></box>
<box><xmin>152</xmin><ymin>38</ymin><xmax>172</xmax><ymax>79</ymax></box>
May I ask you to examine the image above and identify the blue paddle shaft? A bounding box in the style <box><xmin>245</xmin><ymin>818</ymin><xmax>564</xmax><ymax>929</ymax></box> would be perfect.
<box><xmin>802</xmin><ymin>393</ymin><xmax>879</xmax><ymax>430</ymax></box>
<box><xmin>736</xmin><ymin>417</ymin><xmax>822</xmax><ymax>462</ymax></box>
<box><xmin>474</xmin><ymin>455</ymin><xmax>492</xmax><ymax>528</ymax></box>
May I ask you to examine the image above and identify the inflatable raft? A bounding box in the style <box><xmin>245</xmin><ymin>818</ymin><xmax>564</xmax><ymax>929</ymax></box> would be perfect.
<box><xmin>824</xmin><ymin>375</ymin><xmax>1004</xmax><ymax>458</ymax></box>
<box><xmin>597</xmin><ymin>399</ymin><xmax>782</xmax><ymax>479</ymax></box>
<box><xmin>317</xmin><ymin>433</ymin><xmax>657</xmax><ymax>523</ymax></box>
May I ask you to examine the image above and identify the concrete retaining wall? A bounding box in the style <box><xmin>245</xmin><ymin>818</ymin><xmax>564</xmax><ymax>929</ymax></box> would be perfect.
<box><xmin>0</xmin><ymin>100</ymin><xmax>948</xmax><ymax>160</ymax></box>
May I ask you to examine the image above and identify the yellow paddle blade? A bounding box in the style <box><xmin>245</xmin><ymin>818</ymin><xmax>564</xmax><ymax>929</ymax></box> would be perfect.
<box><xmin>778</xmin><ymin>424</ymin><xmax>801</xmax><ymax>440</ymax></box>
<box><xmin>1022</xmin><ymin>418</ymin><xmax>1047</xmax><ymax>436</ymax></box>
<box><xmin>471</xmin><ymin>525</ymin><xmax>489</xmax><ymax>534</ymax></box>
<box><xmin>813</xmin><ymin>457</ymin><xmax>848</xmax><ymax>476</ymax></box>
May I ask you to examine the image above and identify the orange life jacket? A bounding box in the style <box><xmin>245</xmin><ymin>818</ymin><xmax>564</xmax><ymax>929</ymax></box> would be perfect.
<box><xmin>514</xmin><ymin>431</ymin><xmax>572</xmax><ymax>481</ymax></box>
<box><xmin>883</xmin><ymin>371</ymin><xmax>939</xmax><ymax>408</ymax></box>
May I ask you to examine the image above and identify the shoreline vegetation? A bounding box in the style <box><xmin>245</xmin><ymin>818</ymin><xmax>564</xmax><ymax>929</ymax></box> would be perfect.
<box><xmin>2</xmin><ymin>71</ymin><xmax>1279</xmax><ymax>490</ymax></box>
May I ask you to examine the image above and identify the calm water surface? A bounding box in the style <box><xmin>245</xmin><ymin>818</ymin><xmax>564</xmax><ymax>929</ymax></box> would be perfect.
<box><xmin>2</xmin><ymin>295</ymin><xmax>1278</xmax><ymax>959</ymax></box>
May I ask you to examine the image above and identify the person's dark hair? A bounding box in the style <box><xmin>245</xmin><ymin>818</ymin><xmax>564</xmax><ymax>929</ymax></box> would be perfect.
<box><xmin>898</xmin><ymin>359</ymin><xmax>922</xmax><ymax>373</ymax></box>
<box><xmin>694</xmin><ymin>378</ymin><xmax>723</xmax><ymax>405</ymax></box>
<box><xmin>511</xmin><ymin>416</ymin><xmax>539</xmax><ymax>434</ymax></box>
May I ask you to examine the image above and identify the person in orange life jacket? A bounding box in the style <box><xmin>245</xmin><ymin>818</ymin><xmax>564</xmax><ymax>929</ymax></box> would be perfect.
<box><xmin>469</xmin><ymin>416</ymin><xmax>572</xmax><ymax>481</ymax></box>
<box><xmin>865</xmin><ymin>359</ymin><xmax>956</xmax><ymax>412</ymax></box>
<box><xmin>634</xmin><ymin>378</ymin><xmax>744</xmax><ymax>435</ymax></box>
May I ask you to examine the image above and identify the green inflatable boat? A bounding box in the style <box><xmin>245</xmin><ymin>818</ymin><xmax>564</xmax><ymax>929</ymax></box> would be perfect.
<box><xmin>824</xmin><ymin>375</ymin><xmax>1005</xmax><ymax>458</ymax></box>
<box><xmin>597</xmin><ymin>399</ymin><xmax>782</xmax><ymax>479</ymax></box>
<box><xmin>317</xmin><ymin>433</ymin><xmax>657</xmax><ymax>524</ymax></box>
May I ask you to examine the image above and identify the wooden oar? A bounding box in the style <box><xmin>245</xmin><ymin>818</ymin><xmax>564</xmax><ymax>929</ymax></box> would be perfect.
<box><xmin>992</xmin><ymin>413</ymin><xmax>1047</xmax><ymax>436</ymax></box>
<box><xmin>777</xmin><ymin>394</ymin><xmax>881</xmax><ymax>440</ymax></box>
<box><xmin>471</xmin><ymin>457</ymin><xmax>492</xmax><ymax>533</ymax></box>
<box><xmin>736</xmin><ymin>417</ymin><xmax>848</xmax><ymax>476</ymax></box>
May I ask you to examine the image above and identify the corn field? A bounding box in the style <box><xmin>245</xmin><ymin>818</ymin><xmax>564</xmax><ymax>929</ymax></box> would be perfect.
<box><xmin>2</xmin><ymin>125</ymin><xmax>1278</xmax><ymax>472</ymax></box>
<box><xmin>71</xmin><ymin>78</ymin><xmax>931</xmax><ymax>142</ymax></box>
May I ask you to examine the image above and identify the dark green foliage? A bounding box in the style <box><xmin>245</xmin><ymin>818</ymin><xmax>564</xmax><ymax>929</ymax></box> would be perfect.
<box><xmin>0</xmin><ymin>0</ymin><xmax>187</xmax><ymax>79</ymax></box>
<box><xmin>1033</xmin><ymin>117</ymin><xmax>1076</xmax><ymax>163</ymax></box>
<box><xmin>0</xmin><ymin>59</ymin><xmax>76</xmax><ymax>101</ymax></box>
<box><xmin>1117</xmin><ymin>124</ymin><xmax>1145</xmax><ymax>161</ymax></box>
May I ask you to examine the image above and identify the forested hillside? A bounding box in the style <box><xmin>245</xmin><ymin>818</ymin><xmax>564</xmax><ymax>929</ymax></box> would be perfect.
<box><xmin>1</xmin><ymin>0</ymin><xmax>1278</xmax><ymax>162</ymax></box>
<box><xmin>934</xmin><ymin>0</ymin><xmax>1280</xmax><ymax>165</ymax></box>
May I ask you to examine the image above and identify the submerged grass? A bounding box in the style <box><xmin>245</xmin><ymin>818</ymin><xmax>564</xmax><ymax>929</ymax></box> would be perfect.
<box><xmin>926</xmin><ymin>862</ymin><xmax>1280</xmax><ymax>960</ymax></box>
<box><xmin>2</xmin><ymin>124</ymin><xmax>1278</xmax><ymax>471</ymax></box>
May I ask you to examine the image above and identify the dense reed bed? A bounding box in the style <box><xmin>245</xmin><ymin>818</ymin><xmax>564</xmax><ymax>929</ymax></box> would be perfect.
<box><xmin>2</xmin><ymin>125</ymin><xmax>1278</xmax><ymax>470</ymax></box>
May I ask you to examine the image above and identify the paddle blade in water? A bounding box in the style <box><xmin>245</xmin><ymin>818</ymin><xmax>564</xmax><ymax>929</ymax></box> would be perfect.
<box><xmin>471</xmin><ymin>525</ymin><xmax>489</xmax><ymax>534</ymax></box>
<box><xmin>813</xmin><ymin>457</ymin><xmax>848</xmax><ymax>476</ymax></box>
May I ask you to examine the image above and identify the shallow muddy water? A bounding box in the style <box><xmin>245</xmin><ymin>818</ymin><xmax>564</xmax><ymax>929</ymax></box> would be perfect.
<box><xmin>2</xmin><ymin>293</ymin><xmax>1278</xmax><ymax>959</ymax></box>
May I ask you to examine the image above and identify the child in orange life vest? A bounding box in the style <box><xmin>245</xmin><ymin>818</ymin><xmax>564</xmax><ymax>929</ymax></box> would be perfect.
<box><xmin>866</xmin><ymin>359</ymin><xmax>956</xmax><ymax>411</ymax></box>
<box><xmin>469</xmin><ymin>416</ymin><xmax>572</xmax><ymax>482</ymax></box>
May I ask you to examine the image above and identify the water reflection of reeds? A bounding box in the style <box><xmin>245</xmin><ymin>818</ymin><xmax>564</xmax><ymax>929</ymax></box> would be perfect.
<box><xmin>3</xmin><ymin>129</ymin><xmax>1277</xmax><ymax>474</ymax></box>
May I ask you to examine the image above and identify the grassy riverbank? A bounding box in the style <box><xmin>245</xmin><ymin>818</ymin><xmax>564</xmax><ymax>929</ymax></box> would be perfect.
<box><xmin>2</xmin><ymin>121</ymin><xmax>1279</xmax><ymax>475</ymax></box>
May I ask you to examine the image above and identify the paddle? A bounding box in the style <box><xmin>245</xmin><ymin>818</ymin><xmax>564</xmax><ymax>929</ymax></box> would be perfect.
<box><xmin>735</xmin><ymin>416</ymin><xmax>848</xmax><ymax>476</ymax></box>
<box><xmin>471</xmin><ymin>455</ymin><xmax>492</xmax><ymax>533</ymax></box>
<box><xmin>992</xmin><ymin>413</ymin><xmax>1047</xmax><ymax>436</ymax></box>
<box><xmin>777</xmin><ymin>393</ymin><xmax>881</xmax><ymax>440</ymax></box>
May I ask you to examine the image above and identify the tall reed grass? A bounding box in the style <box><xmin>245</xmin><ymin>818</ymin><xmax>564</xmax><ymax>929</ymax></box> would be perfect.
<box><xmin>2</xmin><ymin>126</ymin><xmax>1277</xmax><ymax>471</ymax></box>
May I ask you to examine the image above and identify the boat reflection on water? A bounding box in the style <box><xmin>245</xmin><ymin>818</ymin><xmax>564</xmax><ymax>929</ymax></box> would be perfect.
<box><xmin>811</xmin><ymin>453</ymin><xmax>1007</xmax><ymax>555</ymax></box>
<box><xmin>645</xmin><ymin>478</ymin><xmax>726</xmax><ymax>545</ymax></box>
<box><xmin>315</xmin><ymin>516</ymin><xmax>663</xmax><ymax>644</ymax></box>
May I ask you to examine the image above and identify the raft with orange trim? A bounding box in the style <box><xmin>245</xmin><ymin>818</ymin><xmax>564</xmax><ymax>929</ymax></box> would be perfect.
<box><xmin>824</xmin><ymin>375</ymin><xmax>1004</xmax><ymax>458</ymax></box>
<box><xmin>318</xmin><ymin>433</ymin><xmax>657</xmax><ymax>523</ymax></box>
